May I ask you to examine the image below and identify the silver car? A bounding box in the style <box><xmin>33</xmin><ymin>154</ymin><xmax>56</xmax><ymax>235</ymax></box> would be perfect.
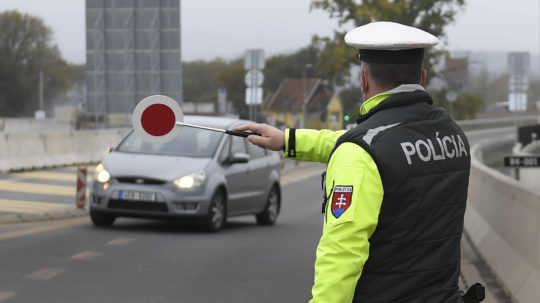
<box><xmin>90</xmin><ymin>116</ymin><xmax>282</xmax><ymax>232</ymax></box>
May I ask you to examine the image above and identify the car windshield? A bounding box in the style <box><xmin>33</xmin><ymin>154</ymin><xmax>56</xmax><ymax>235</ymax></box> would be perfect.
<box><xmin>117</xmin><ymin>127</ymin><xmax>224</xmax><ymax>158</ymax></box>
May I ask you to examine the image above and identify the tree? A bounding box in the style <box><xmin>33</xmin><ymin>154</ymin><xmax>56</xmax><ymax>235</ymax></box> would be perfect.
<box><xmin>0</xmin><ymin>10</ymin><xmax>73</xmax><ymax>117</ymax></box>
<box><xmin>263</xmin><ymin>45</ymin><xmax>320</xmax><ymax>93</ymax></box>
<box><xmin>216</xmin><ymin>59</ymin><xmax>245</xmax><ymax>112</ymax></box>
<box><xmin>431</xmin><ymin>88</ymin><xmax>484</xmax><ymax>120</ymax></box>
<box><xmin>338</xmin><ymin>86</ymin><xmax>363</xmax><ymax>117</ymax></box>
<box><xmin>182</xmin><ymin>59</ymin><xmax>228</xmax><ymax>102</ymax></box>
<box><xmin>310</xmin><ymin>0</ymin><xmax>466</xmax><ymax>84</ymax></box>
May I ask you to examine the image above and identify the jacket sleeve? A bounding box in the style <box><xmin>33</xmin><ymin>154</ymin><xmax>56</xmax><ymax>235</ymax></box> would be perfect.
<box><xmin>283</xmin><ymin>128</ymin><xmax>347</xmax><ymax>163</ymax></box>
<box><xmin>309</xmin><ymin>142</ymin><xmax>384</xmax><ymax>303</ymax></box>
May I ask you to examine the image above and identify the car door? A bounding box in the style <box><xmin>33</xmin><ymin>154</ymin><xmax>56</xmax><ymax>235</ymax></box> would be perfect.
<box><xmin>246</xmin><ymin>142</ymin><xmax>270</xmax><ymax>212</ymax></box>
<box><xmin>222</xmin><ymin>136</ymin><xmax>254</xmax><ymax>215</ymax></box>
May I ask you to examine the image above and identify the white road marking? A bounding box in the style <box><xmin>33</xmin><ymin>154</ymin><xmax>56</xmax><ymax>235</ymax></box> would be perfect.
<box><xmin>71</xmin><ymin>251</ymin><xmax>103</xmax><ymax>261</ymax></box>
<box><xmin>0</xmin><ymin>199</ymin><xmax>68</xmax><ymax>214</ymax></box>
<box><xmin>0</xmin><ymin>292</ymin><xmax>15</xmax><ymax>302</ymax></box>
<box><xmin>107</xmin><ymin>237</ymin><xmax>135</xmax><ymax>246</ymax></box>
<box><xmin>26</xmin><ymin>268</ymin><xmax>64</xmax><ymax>281</ymax></box>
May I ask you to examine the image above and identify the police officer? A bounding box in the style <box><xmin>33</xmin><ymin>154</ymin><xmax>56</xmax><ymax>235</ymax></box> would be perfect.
<box><xmin>236</xmin><ymin>22</ymin><xmax>473</xmax><ymax>303</ymax></box>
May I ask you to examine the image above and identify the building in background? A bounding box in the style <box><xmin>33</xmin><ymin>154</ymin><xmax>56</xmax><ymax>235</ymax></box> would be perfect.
<box><xmin>86</xmin><ymin>0</ymin><xmax>182</xmax><ymax>123</ymax></box>
<box><xmin>264</xmin><ymin>78</ymin><xmax>343</xmax><ymax>130</ymax></box>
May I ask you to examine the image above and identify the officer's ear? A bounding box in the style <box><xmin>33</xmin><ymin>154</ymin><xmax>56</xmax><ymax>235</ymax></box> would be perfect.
<box><xmin>361</xmin><ymin>64</ymin><xmax>369</xmax><ymax>98</ymax></box>
<box><xmin>420</xmin><ymin>68</ymin><xmax>427</xmax><ymax>87</ymax></box>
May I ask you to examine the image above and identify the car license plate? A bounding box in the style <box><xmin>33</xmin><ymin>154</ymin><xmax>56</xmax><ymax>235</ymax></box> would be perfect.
<box><xmin>119</xmin><ymin>190</ymin><xmax>156</xmax><ymax>201</ymax></box>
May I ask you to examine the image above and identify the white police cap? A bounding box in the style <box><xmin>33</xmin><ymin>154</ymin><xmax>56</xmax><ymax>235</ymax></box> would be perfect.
<box><xmin>344</xmin><ymin>22</ymin><xmax>439</xmax><ymax>64</ymax></box>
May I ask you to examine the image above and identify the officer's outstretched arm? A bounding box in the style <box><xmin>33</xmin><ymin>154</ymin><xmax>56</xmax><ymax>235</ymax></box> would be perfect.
<box><xmin>234</xmin><ymin>123</ymin><xmax>346</xmax><ymax>163</ymax></box>
<box><xmin>284</xmin><ymin>129</ymin><xmax>346</xmax><ymax>163</ymax></box>
<box><xmin>310</xmin><ymin>143</ymin><xmax>383</xmax><ymax>303</ymax></box>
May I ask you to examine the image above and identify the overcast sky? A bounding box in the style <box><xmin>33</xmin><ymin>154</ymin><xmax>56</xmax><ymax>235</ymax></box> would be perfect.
<box><xmin>0</xmin><ymin>0</ymin><xmax>538</xmax><ymax>63</ymax></box>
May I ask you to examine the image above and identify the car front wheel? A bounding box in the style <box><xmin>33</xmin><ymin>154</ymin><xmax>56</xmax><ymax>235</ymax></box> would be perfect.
<box><xmin>90</xmin><ymin>209</ymin><xmax>116</xmax><ymax>227</ymax></box>
<box><xmin>205</xmin><ymin>190</ymin><xmax>226</xmax><ymax>232</ymax></box>
<box><xmin>256</xmin><ymin>185</ymin><xmax>280</xmax><ymax>226</ymax></box>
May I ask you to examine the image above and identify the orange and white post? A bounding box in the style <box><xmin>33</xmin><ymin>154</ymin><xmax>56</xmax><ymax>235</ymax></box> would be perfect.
<box><xmin>76</xmin><ymin>167</ymin><xmax>87</xmax><ymax>209</ymax></box>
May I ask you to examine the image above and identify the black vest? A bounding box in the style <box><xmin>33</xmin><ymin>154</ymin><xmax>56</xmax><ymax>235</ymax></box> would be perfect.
<box><xmin>330</xmin><ymin>90</ymin><xmax>470</xmax><ymax>303</ymax></box>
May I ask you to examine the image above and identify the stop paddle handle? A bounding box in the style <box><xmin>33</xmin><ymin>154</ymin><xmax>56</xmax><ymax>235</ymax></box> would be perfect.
<box><xmin>226</xmin><ymin>130</ymin><xmax>260</xmax><ymax>138</ymax></box>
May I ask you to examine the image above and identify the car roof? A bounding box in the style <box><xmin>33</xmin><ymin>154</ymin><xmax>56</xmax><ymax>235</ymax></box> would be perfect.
<box><xmin>183</xmin><ymin>115</ymin><xmax>246</xmax><ymax>130</ymax></box>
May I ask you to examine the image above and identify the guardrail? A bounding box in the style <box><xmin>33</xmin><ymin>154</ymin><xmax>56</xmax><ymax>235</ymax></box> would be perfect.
<box><xmin>0</xmin><ymin>129</ymin><xmax>129</xmax><ymax>172</ymax></box>
<box><xmin>466</xmin><ymin>137</ymin><xmax>540</xmax><ymax>303</ymax></box>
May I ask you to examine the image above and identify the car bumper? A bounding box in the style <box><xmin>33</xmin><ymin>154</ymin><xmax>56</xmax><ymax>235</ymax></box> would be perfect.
<box><xmin>90</xmin><ymin>181</ymin><xmax>213</xmax><ymax>219</ymax></box>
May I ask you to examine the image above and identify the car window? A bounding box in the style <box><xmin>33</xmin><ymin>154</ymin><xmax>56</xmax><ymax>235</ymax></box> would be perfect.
<box><xmin>247</xmin><ymin>142</ymin><xmax>266</xmax><ymax>159</ymax></box>
<box><xmin>117</xmin><ymin>128</ymin><xmax>223</xmax><ymax>158</ymax></box>
<box><xmin>230</xmin><ymin>136</ymin><xmax>247</xmax><ymax>155</ymax></box>
<box><xmin>218</xmin><ymin>137</ymin><xmax>230</xmax><ymax>163</ymax></box>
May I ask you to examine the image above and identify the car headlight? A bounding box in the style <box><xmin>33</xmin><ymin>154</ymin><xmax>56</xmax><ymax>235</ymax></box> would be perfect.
<box><xmin>95</xmin><ymin>163</ymin><xmax>111</xmax><ymax>183</ymax></box>
<box><xmin>174</xmin><ymin>171</ymin><xmax>205</xmax><ymax>189</ymax></box>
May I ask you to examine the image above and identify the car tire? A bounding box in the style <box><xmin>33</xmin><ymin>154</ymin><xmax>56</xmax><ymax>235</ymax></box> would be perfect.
<box><xmin>256</xmin><ymin>184</ymin><xmax>280</xmax><ymax>226</ymax></box>
<box><xmin>90</xmin><ymin>209</ymin><xmax>116</xmax><ymax>227</ymax></box>
<box><xmin>205</xmin><ymin>190</ymin><xmax>227</xmax><ymax>232</ymax></box>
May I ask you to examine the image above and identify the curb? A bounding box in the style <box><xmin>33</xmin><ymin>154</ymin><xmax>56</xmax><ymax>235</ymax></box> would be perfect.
<box><xmin>0</xmin><ymin>208</ymin><xmax>88</xmax><ymax>225</ymax></box>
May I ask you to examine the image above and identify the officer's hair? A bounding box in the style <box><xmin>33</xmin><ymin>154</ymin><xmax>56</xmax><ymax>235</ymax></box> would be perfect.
<box><xmin>365</xmin><ymin>62</ymin><xmax>422</xmax><ymax>89</ymax></box>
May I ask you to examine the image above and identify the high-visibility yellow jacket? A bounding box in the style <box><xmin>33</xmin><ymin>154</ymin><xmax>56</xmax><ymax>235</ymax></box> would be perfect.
<box><xmin>284</xmin><ymin>92</ymin><xmax>390</xmax><ymax>303</ymax></box>
<box><xmin>284</xmin><ymin>84</ymin><xmax>469</xmax><ymax>303</ymax></box>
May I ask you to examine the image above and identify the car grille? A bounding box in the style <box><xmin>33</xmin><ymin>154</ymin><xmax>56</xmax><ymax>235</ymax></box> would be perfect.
<box><xmin>115</xmin><ymin>177</ymin><xmax>166</xmax><ymax>185</ymax></box>
<box><xmin>108</xmin><ymin>199</ymin><xmax>168</xmax><ymax>213</ymax></box>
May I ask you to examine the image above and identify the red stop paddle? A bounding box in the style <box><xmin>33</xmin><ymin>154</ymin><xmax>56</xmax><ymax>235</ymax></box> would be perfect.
<box><xmin>132</xmin><ymin>95</ymin><xmax>257</xmax><ymax>143</ymax></box>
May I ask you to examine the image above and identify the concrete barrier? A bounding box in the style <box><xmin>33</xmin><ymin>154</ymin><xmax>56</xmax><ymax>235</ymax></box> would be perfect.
<box><xmin>466</xmin><ymin>137</ymin><xmax>540</xmax><ymax>303</ymax></box>
<box><xmin>0</xmin><ymin>128</ymin><xmax>129</xmax><ymax>172</ymax></box>
<box><xmin>513</xmin><ymin>140</ymin><xmax>540</xmax><ymax>190</ymax></box>
<box><xmin>0</xmin><ymin>118</ymin><xmax>72</xmax><ymax>133</ymax></box>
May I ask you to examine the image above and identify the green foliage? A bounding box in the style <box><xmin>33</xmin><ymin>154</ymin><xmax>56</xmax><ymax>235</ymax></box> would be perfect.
<box><xmin>310</xmin><ymin>0</ymin><xmax>466</xmax><ymax>83</ymax></box>
<box><xmin>0</xmin><ymin>10</ymin><xmax>73</xmax><ymax>117</ymax></box>
<box><xmin>183</xmin><ymin>59</ymin><xmax>228</xmax><ymax>102</ymax></box>
<box><xmin>182</xmin><ymin>46</ymin><xmax>326</xmax><ymax>113</ymax></box>
<box><xmin>263</xmin><ymin>46</ymin><xmax>320</xmax><ymax>92</ymax></box>
<box><xmin>182</xmin><ymin>58</ymin><xmax>247</xmax><ymax>112</ymax></box>
<box><xmin>312</xmin><ymin>33</ymin><xmax>356</xmax><ymax>86</ymax></box>
<box><xmin>216</xmin><ymin>59</ymin><xmax>245</xmax><ymax>111</ymax></box>
<box><xmin>431</xmin><ymin>89</ymin><xmax>485</xmax><ymax>120</ymax></box>
<box><xmin>469</xmin><ymin>70</ymin><xmax>508</xmax><ymax>108</ymax></box>
<box><xmin>338</xmin><ymin>86</ymin><xmax>363</xmax><ymax>117</ymax></box>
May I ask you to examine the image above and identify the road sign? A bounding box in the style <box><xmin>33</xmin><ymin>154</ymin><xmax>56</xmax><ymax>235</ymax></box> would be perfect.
<box><xmin>446</xmin><ymin>91</ymin><xmax>458</xmax><ymax>103</ymax></box>
<box><xmin>244</xmin><ymin>49</ymin><xmax>265</xmax><ymax>70</ymax></box>
<box><xmin>508</xmin><ymin>52</ymin><xmax>530</xmax><ymax>112</ymax></box>
<box><xmin>504</xmin><ymin>156</ymin><xmax>540</xmax><ymax>168</ymax></box>
<box><xmin>518</xmin><ymin>125</ymin><xmax>540</xmax><ymax>147</ymax></box>
<box><xmin>245</xmin><ymin>87</ymin><xmax>263</xmax><ymax>105</ymax></box>
<box><xmin>245</xmin><ymin>70</ymin><xmax>264</xmax><ymax>87</ymax></box>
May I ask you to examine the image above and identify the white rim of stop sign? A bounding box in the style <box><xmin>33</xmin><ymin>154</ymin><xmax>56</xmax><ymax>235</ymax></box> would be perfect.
<box><xmin>132</xmin><ymin>95</ymin><xmax>183</xmax><ymax>144</ymax></box>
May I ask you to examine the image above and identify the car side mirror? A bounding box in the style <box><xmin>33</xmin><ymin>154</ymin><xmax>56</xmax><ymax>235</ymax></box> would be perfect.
<box><xmin>229</xmin><ymin>152</ymin><xmax>250</xmax><ymax>164</ymax></box>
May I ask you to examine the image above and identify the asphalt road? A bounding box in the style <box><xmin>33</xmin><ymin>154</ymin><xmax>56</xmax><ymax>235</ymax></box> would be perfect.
<box><xmin>0</xmin><ymin>127</ymin><xmax>516</xmax><ymax>303</ymax></box>
<box><xmin>0</xmin><ymin>167</ymin><xmax>326</xmax><ymax>303</ymax></box>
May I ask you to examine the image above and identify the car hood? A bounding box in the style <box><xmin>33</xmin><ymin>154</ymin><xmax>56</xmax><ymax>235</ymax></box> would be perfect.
<box><xmin>102</xmin><ymin>152</ymin><xmax>211</xmax><ymax>181</ymax></box>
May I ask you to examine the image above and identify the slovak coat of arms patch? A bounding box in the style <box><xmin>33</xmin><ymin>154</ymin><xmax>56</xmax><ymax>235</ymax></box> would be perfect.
<box><xmin>331</xmin><ymin>186</ymin><xmax>353</xmax><ymax>218</ymax></box>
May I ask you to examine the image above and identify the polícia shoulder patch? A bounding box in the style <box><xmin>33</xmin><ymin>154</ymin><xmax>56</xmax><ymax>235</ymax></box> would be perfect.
<box><xmin>331</xmin><ymin>186</ymin><xmax>353</xmax><ymax>219</ymax></box>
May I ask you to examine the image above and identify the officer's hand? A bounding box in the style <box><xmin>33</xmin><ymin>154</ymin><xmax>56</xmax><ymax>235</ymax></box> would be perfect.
<box><xmin>234</xmin><ymin>123</ymin><xmax>285</xmax><ymax>151</ymax></box>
